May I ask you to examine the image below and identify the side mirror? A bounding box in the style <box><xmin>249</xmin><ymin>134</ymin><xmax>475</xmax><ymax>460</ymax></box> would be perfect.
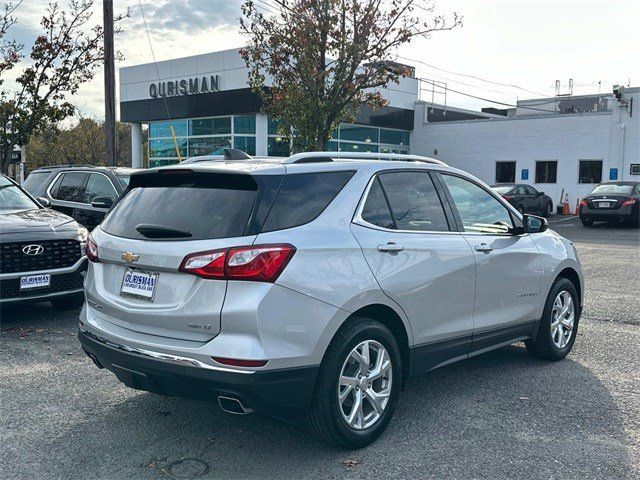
<box><xmin>523</xmin><ymin>214</ymin><xmax>548</xmax><ymax>233</ymax></box>
<box><xmin>37</xmin><ymin>197</ymin><xmax>51</xmax><ymax>208</ymax></box>
<box><xmin>91</xmin><ymin>196</ymin><xmax>113</xmax><ymax>209</ymax></box>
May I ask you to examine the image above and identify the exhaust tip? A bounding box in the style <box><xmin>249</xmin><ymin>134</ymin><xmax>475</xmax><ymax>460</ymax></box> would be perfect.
<box><xmin>218</xmin><ymin>396</ymin><xmax>253</xmax><ymax>415</ymax></box>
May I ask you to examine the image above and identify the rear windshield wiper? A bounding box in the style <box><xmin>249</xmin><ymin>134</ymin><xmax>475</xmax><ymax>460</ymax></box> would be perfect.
<box><xmin>135</xmin><ymin>223</ymin><xmax>192</xmax><ymax>238</ymax></box>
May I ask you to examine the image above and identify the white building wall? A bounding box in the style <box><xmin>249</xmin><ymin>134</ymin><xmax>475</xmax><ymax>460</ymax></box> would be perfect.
<box><xmin>412</xmin><ymin>89</ymin><xmax>639</xmax><ymax>206</ymax></box>
<box><xmin>120</xmin><ymin>48</ymin><xmax>419</xmax><ymax>110</ymax></box>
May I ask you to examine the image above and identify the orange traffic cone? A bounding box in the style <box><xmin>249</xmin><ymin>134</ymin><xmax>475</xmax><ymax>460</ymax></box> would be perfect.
<box><xmin>574</xmin><ymin>198</ymin><xmax>580</xmax><ymax>216</ymax></box>
<box><xmin>562</xmin><ymin>194</ymin><xmax>570</xmax><ymax>215</ymax></box>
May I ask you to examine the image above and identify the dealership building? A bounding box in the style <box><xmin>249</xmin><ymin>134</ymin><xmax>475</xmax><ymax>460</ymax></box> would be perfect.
<box><xmin>120</xmin><ymin>48</ymin><xmax>639</xmax><ymax>205</ymax></box>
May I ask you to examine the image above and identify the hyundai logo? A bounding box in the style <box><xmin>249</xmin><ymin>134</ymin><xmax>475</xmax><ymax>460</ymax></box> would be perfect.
<box><xmin>22</xmin><ymin>244</ymin><xmax>44</xmax><ymax>256</ymax></box>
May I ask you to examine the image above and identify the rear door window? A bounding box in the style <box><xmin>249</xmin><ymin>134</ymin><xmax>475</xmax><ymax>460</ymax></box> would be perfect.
<box><xmin>260</xmin><ymin>171</ymin><xmax>355</xmax><ymax>232</ymax></box>
<box><xmin>101</xmin><ymin>171</ymin><xmax>259</xmax><ymax>240</ymax></box>
<box><xmin>377</xmin><ymin>171</ymin><xmax>449</xmax><ymax>232</ymax></box>
<box><xmin>83</xmin><ymin>173</ymin><xmax>117</xmax><ymax>204</ymax></box>
<box><xmin>51</xmin><ymin>172</ymin><xmax>88</xmax><ymax>202</ymax></box>
<box><xmin>361</xmin><ymin>177</ymin><xmax>395</xmax><ymax>229</ymax></box>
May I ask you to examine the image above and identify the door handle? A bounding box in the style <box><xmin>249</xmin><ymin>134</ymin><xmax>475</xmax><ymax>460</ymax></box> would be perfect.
<box><xmin>377</xmin><ymin>242</ymin><xmax>404</xmax><ymax>253</ymax></box>
<box><xmin>474</xmin><ymin>243</ymin><xmax>494</xmax><ymax>254</ymax></box>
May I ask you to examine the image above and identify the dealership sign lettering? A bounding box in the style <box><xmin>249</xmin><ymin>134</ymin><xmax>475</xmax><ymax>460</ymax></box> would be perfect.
<box><xmin>149</xmin><ymin>75</ymin><xmax>220</xmax><ymax>98</ymax></box>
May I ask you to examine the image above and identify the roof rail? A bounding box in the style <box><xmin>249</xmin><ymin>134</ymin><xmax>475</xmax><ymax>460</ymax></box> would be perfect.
<box><xmin>34</xmin><ymin>163</ymin><xmax>96</xmax><ymax>170</ymax></box>
<box><xmin>284</xmin><ymin>151</ymin><xmax>447</xmax><ymax>166</ymax></box>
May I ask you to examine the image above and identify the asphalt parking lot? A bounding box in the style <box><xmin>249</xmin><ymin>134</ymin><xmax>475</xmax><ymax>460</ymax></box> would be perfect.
<box><xmin>1</xmin><ymin>216</ymin><xmax>638</xmax><ymax>480</ymax></box>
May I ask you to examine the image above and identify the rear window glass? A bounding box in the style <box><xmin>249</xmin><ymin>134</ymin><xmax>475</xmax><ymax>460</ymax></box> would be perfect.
<box><xmin>590</xmin><ymin>184</ymin><xmax>634</xmax><ymax>195</ymax></box>
<box><xmin>22</xmin><ymin>171</ymin><xmax>51</xmax><ymax>193</ymax></box>
<box><xmin>101</xmin><ymin>171</ymin><xmax>258</xmax><ymax>240</ymax></box>
<box><xmin>260</xmin><ymin>171</ymin><xmax>355</xmax><ymax>232</ymax></box>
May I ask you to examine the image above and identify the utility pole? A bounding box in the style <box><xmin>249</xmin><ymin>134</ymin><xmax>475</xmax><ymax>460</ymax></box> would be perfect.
<box><xmin>103</xmin><ymin>0</ymin><xmax>116</xmax><ymax>166</ymax></box>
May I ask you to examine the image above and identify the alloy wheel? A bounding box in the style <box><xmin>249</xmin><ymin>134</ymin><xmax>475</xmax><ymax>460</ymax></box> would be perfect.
<box><xmin>337</xmin><ymin>340</ymin><xmax>392</xmax><ymax>430</ymax></box>
<box><xmin>551</xmin><ymin>290</ymin><xmax>575</xmax><ymax>348</ymax></box>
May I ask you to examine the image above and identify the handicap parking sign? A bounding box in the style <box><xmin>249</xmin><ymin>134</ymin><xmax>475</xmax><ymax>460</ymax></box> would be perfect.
<box><xmin>521</xmin><ymin>169</ymin><xmax>529</xmax><ymax>181</ymax></box>
<box><xmin>609</xmin><ymin>168</ymin><xmax>618</xmax><ymax>180</ymax></box>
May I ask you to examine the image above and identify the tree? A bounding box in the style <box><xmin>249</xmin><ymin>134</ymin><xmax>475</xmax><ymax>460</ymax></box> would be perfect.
<box><xmin>25</xmin><ymin>113</ymin><xmax>146</xmax><ymax>171</ymax></box>
<box><xmin>240</xmin><ymin>0</ymin><xmax>461</xmax><ymax>151</ymax></box>
<box><xmin>0</xmin><ymin>0</ymin><xmax>129</xmax><ymax>173</ymax></box>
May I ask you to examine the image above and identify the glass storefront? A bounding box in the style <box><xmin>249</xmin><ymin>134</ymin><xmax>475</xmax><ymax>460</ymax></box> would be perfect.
<box><xmin>148</xmin><ymin>116</ymin><xmax>410</xmax><ymax>166</ymax></box>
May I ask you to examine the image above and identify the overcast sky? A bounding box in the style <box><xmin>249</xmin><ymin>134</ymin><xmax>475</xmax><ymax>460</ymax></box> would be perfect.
<box><xmin>9</xmin><ymin>0</ymin><xmax>640</xmax><ymax>119</ymax></box>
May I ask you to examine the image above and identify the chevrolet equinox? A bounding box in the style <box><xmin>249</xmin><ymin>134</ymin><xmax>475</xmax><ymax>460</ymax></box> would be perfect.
<box><xmin>79</xmin><ymin>152</ymin><xmax>583</xmax><ymax>449</ymax></box>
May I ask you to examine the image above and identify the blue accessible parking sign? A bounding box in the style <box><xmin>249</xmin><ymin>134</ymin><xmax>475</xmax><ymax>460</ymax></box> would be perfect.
<box><xmin>609</xmin><ymin>168</ymin><xmax>618</xmax><ymax>181</ymax></box>
<box><xmin>521</xmin><ymin>169</ymin><xmax>529</xmax><ymax>181</ymax></box>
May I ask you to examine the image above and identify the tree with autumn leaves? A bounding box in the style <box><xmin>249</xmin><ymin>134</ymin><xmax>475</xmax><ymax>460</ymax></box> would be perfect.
<box><xmin>0</xmin><ymin>0</ymin><xmax>128</xmax><ymax>174</ymax></box>
<box><xmin>240</xmin><ymin>0</ymin><xmax>461</xmax><ymax>152</ymax></box>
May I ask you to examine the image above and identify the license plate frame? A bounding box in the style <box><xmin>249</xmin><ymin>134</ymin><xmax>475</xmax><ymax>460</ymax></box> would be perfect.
<box><xmin>20</xmin><ymin>273</ymin><xmax>51</xmax><ymax>290</ymax></box>
<box><xmin>598</xmin><ymin>202</ymin><xmax>611</xmax><ymax>208</ymax></box>
<box><xmin>120</xmin><ymin>268</ymin><xmax>158</xmax><ymax>301</ymax></box>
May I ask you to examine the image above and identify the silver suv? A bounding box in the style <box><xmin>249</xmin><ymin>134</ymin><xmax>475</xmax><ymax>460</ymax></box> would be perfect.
<box><xmin>79</xmin><ymin>152</ymin><xmax>583</xmax><ymax>449</ymax></box>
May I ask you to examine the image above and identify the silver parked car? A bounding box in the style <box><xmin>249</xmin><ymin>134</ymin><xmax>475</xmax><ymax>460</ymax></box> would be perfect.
<box><xmin>78</xmin><ymin>152</ymin><xmax>583</xmax><ymax>449</ymax></box>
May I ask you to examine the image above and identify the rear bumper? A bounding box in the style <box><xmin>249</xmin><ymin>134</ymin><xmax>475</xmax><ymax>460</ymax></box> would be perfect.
<box><xmin>579</xmin><ymin>205</ymin><xmax>639</xmax><ymax>223</ymax></box>
<box><xmin>78</xmin><ymin>329</ymin><xmax>319</xmax><ymax>414</ymax></box>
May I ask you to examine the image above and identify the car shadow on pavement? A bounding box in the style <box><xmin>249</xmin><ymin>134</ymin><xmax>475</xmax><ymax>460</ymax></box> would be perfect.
<box><xmin>22</xmin><ymin>343</ymin><xmax>632</xmax><ymax>480</ymax></box>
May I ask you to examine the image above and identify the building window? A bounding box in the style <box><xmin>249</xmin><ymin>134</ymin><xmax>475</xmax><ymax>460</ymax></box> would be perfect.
<box><xmin>268</xmin><ymin>137</ymin><xmax>290</xmax><ymax>157</ymax></box>
<box><xmin>578</xmin><ymin>160</ymin><xmax>603</xmax><ymax>184</ymax></box>
<box><xmin>233</xmin><ymin>116</ymin><xmax>256</xmax><ymax>134</ymax></box>
<box><xmin>338</xmin><ymin>142</ymin><xmax>378</xmax><ymax>152</ymax></box>
<box><xmin>149</xmin><ymin>138</ymin><xmax>187</xmax><ymax>158</ymax></box>
<box><xmin>495</xmin><ymin>162</ymin><xmax>516</xmax><ymax>183</ymax></box>
<box><xmin>630</xmin><ymin>164</ymin><xmax>640</xmax><ymax>175</ymax></box>
<box><xmin>339</xmin><ymin>125</ymin><xmax>378</xmax><ymax>143</ymax></box>
<box><xmin>233</xmin><ymin>136</ymin><xmax>256</xmax><ymax>155</ymax></box>
<box><xmin>149</xmin><ymin>120</ymin><xmax>187</xmax><ymax>138</ymax></box>
<box><xmin>535</xmin><ymin>161</ymin><xmax>557</xmax><ymax>183</ymax></box>
<box><xmin>188</xmin><ymin>137</ymin><xmax>231</xmax><ymax>157</ymax></box>
<box><xmin>189</xmin><ymin>117</ymin><xmax>231</xmax><ymax>136</ymax></box>
<box><xmin>379</xmin><ymin>129</ymin><xmax>409</xmax><ymax>146</ymax></box>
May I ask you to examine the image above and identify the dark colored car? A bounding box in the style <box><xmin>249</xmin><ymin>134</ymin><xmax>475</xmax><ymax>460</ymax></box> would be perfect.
<box><xmin>22</xmin><ymin>165</ymin><xmax>139</xmax><ymax>230</ymax></box>
<box><xmin>491</xmin><ymin>183</ymin><xmax>554</xmax><ymax>217</ymax></box>
<box><xmin>579</xmin><ymin>181</ymin><xmax>640</xmax><ymax>227</ymax></box>
<box><xmin>0</xmin><ymin>175</ymin><xmax>87</xmax><ymax>308</ymax></box>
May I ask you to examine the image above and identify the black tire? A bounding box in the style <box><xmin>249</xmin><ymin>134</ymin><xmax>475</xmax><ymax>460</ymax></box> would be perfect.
<box><xmin>306</xmin><ymin>317</ymin><xmax>402</xmax><ymax>449</ymax></box>
<box><xmin>526</xmin><ymin>278</ymin><xmax>579</xmax><ymax>361</ymax></box>
<box><xmin>50</xmin><ymin>293</ymin><xmax>84</xmax><ymax>310</ymax></box>
<box><xmin>542</xmin><ymin>202</ymin><xmax>552</xmax><ymax>218</ymax></box>
<box><xmin>580</xmin><ymin>217</ymin><xmax>593</xmax><ymax>227</ymax></box>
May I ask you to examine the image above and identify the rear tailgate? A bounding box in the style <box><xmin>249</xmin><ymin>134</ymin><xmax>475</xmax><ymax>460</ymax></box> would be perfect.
<box><xmin>85</xmin><ymin>167</ymin><xmax>283</xmax><ymax>342</ymax></box>
<box><xmin>87</xmin><ymin>230</ymin><xmax>255</xmax><ymax>342</ymax></box>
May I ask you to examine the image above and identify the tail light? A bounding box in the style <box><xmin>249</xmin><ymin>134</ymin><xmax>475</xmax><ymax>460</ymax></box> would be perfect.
<box><xmin>179</xmin><ymin>244</ymin><xmax>295</xmax><ymax>282</ymax></box>
<box><xmin>579</xmin><ymin>199</ymin><xmax>588</xmax><ymax>207</ymax></box>
<box><xmin>622</xmin><ymin>198</ymin><xmax>637</xmax><ymax>206</ymax></box>
<box><xmin>179</xmin><ymin>249</ymin><xmax>226</xmax><ymax>279</ymax></box>
<box><xmin>86</xmin><ymin>234</ymin><xmax>99</xmax><ymax>262</ymax></box>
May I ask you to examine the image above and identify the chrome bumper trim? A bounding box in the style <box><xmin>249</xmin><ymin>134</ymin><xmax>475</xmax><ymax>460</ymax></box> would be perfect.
<box><xmin>79</xmin><ymin>328</ymin><xmax>255</xmax><ymax>375</ymax></box>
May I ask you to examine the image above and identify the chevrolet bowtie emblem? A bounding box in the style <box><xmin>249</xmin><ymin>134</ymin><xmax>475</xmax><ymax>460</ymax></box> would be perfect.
<box><xmin>121</xmin><ymin>252</ymin><xmax>139</xmax><ymax>263</ymax></box>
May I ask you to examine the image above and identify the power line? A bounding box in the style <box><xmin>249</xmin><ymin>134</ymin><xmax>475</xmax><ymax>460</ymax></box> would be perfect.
<box><xmin>137</xmin><ymin>0</ymin><xmax>171</xmax><ymax>121</ymax></box>
<box><xmin>418</xmin><ymin>78</ymin><xmax>557</xmax><ymax>114</ymax></box>
<box><xmin>399</xmin><ymin>55</ymin><xmax>549</xmax><ymax>98</ymax></box>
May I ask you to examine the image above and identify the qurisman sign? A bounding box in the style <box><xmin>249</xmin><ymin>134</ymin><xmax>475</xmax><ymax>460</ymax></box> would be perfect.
<box><xmin>149</xmin><ymin>75</ymin><xmax>220</xmax><ymax>98</ymax></box>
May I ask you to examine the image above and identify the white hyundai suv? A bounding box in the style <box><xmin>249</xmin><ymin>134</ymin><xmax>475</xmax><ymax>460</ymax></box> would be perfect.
<box><xmin>79</xmin><ymin>152</ymin><xmax>583</xmax><ymax>449</ymax></box>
